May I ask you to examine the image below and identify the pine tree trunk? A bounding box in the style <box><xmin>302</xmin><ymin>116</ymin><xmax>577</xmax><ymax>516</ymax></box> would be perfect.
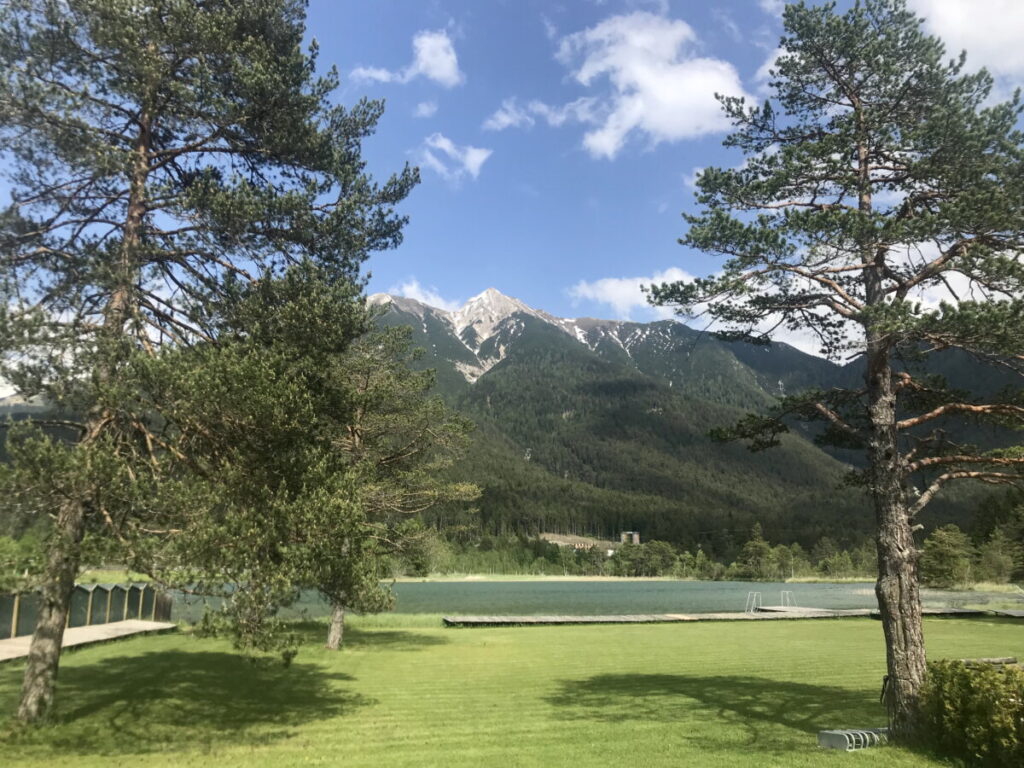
<box><xmin>17</xmin><ymin>497</ymin><xmax>86</xmax><ymax>723</ymax></box>
<box><xmin>875</xmin><ymin>493</ymin><xmax>926</xmax><ymax>739</ymax></box>
<box><xmin>866</xmin><ymin>342</ymin><xmax>926</xmax><ymax>740</ymax></box>
<box><xmin>325</xmin><ymin>603</ymin><xmax>345</xmax><ymax>650</ymax></box>
<box><xmin>18</xmin><ymin>91</ymin><xmax>153</xmax><ymax>724</ymax></box>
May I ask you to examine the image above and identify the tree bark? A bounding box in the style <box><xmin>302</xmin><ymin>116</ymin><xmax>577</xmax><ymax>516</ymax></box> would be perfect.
<box><xmin>866</xmin><ymin>346</ymin><xmax>926</xmax><ymax>740</ymax></box>
<box><xmin>874</xmin><ymin>490</ymin><xmax>926</xmax><ymax>739</ymax></box>
<box><xmin>854</xmin><ymin>105</ymin><xmax>927</xmax><ymax>739</ymax></box>
<box><xmin>325</xmin><ymin>603</ymin><xmax>345</xmax><ymax>650</ymax></box>
<box><xmin>16</xmin><ymin>497</ymin><xmax>86</xmax><ymax>723</ymax></box>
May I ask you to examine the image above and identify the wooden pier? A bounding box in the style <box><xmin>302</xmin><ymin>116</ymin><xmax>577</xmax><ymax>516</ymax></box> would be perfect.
<box><xmin>0</xmin><ymin>619</ymin><xmax>176</xmax><ymax>663</ymax></box>
<box><xmin>443</xmin><ymin>605</ymin><xmax>997</xmax><ymax>627</ymax></box>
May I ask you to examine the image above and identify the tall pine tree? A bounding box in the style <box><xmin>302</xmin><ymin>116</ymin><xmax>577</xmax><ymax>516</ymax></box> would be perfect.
<box><xmin>650</xmin><ymin>0</ymin><xmax>1024</xmax><ymax>737</ymax></box>
<box><xmin>0</xmin><ymin>0</ymin><xmax>416</xmax><ymax>721</ymax></box>
<box><xmin>317</xmin><ymin>325</ymin><xmax>477</xmax><ymax>650</ymax></box>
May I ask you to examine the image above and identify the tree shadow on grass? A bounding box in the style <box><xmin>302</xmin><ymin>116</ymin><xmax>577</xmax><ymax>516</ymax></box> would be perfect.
<box><xmin>546</xmin><ymin>674</ymin><xmax>885</xmax><ymax>753</ymax></box>
<box><xmin>342</xmin><ymin>627</ymin><xmax>450</xmax><ymax>652</ymax></box>
<box><xmin>285</xmin><ymin>620</ymin><xmax>450</xmax><ymax>652</ymax></box>
<box><xmin>1</xmin><ymin>649</ymin><xmax>372</xmax><ymax>757</ymax></box>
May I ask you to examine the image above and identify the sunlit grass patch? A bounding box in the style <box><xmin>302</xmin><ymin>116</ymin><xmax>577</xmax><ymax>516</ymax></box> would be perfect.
<box><xmin>1</xmin><ymin>616</ymin><xmax>1021</xmax><ymax>767</ymax></box>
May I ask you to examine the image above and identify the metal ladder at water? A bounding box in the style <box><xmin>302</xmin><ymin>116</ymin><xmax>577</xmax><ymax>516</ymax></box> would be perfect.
<box><xmin>744</xmin><ymin>592</ymin><xmax>762</xmax><ymax>613</ymax></box>
<box><xmin>745</xmin><ymin>590</ymin><xmax>797</xmax><ymax>613</ymax></box>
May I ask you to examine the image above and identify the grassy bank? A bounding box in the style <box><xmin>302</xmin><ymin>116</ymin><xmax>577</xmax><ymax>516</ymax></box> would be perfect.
<box><xmin>394</xmin><ymin>574</ymin><xmax>681</xmax><ymax>582</ymax></box>
<box><xmin>2</xmin><ymin>615</ymin><xmax>1022</xmax><ymax>766</ymax></box>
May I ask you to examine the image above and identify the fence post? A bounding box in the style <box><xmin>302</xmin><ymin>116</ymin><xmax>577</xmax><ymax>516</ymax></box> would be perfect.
<box><xmin>10</xmin><ymin>593</ymin><xmax>19</xmax><ymax>639</ymax></box>
<box><xmin>105</xmin><ymin>588</ymin><xmax>112</xmax><ymax>624</ymax></box>
<box><xmin>86</xmin><ymin>588</ymin><xmax>94</xmax><ymax>626</ymax></box>
<box><xmin>138</xmin><ymin>586</ymin><xmax>144</xmax><ymax>620</ymax></box>
<box><xmin>150</xmin><ymin>587</ymin><xmax>157</xmax><ymax>621</ymax></box>
<box><xmin>122</xmin><ymin>587</ymin><xmax>129</xmax><ymax>621</ymax></box>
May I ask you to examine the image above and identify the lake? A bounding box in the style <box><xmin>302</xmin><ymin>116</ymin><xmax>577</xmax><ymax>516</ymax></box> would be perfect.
<box><xmin>170</xmin><ymin>579</ymin><xmax>1021</xmax><ymax>621</ymax></box>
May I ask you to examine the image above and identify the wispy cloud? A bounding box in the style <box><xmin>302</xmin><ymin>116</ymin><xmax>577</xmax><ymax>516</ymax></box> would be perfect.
<box><xmin>484</xmin><ymin>97</ymin><xmax>598</xmax><ymax>132</ymax></box>
<box><xmin>711</xmin><ymin>8</ymin><xmax>742</xmax><ymax>42</ymax></box>
<box><xmin>418</xmin><ymin>133</ymin><xmax>492</xmax><ymax>183</ymax></box>
<box><xmin>483</xmin><ymin>98</ymin><xmax>535</xmax><ymax>131</ymax></box>
<box><xmin>414</xmin><ymin>101</ymin><xmax>438</xmax><ymax>118</ymax></box>
<box><xmin>541</xmin><ymin>15</ymin><xmax>558</xmax><ymax>41</ymax></box>
<box><xmin>568</xmin><ymin>267</ymin><xmax>695</xmax><ymax>320</ymax></box>
<box><xmin>492</xmin><ymin>12</ymin><xmax>750</xmax><ymax>159</ymax></box>
<box><xmin>388</xmin><ymin>278</ymin><xmax>461</xmax><ymax>311</ymax></box>
<box><xmin>757</xmin><ymin>0</ymin><xmax>785</xmax><ymax>17</ymax></box>
<box><xmin>568</xmin><ymin>267</ymin><xmax>842</xmax><ymax>356</ymax></box>
<box><xmin>352</xmin><ymin>29</ymin><xmax>465</xmax><ymax>88</ymax></box>
<box><xmin>909</xmin><ymin>0</ymin><xmax>1024</xmax><ymax>96</ymax></box>
<box><xmin>682</xmin><ymin>166</ymin><xmax>704</xmax><ymax>190</ymax></box>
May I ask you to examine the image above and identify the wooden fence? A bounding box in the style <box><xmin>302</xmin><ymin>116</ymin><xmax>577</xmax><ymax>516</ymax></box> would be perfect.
<box><xmin>0</xmin><ymin>583</ymin><xmax>172</xmax><ymax>639</ymax></box>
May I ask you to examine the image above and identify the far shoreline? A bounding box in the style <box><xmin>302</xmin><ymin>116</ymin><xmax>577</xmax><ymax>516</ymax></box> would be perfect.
<box><xmin>393</xmin><ymin>574</ymin><xmax>876</xmax><ymax>584</ymax></box>
<box><xmin>392</xmin><ymin>574</ymin><xmax>1023</xmax><ymax>592</ymax></box>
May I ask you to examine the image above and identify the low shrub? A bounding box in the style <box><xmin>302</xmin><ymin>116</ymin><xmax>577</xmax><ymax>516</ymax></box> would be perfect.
<box><xmin>919</xmin><ymin>659</ymin><xmax>1024</xmax><ymax>766</ymax></box>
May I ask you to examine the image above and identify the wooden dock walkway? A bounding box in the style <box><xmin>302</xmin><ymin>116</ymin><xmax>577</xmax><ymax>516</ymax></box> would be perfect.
<box><xmin>443</xmin><ymin>605</ymin><xmax>998</xmax><ymax>627</ymax></box>
<box><xmin>443</xmin><ymin>609</ymin><xmax>858</xmax><ymax>627</ymax></box>
<box><xmin>0</xmin><ymin>620</ymin><xmax>176</xmax><ymax>662</ymax></box>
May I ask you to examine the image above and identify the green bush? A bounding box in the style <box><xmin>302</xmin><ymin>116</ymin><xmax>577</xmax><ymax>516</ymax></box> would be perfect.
<box><xmin>919</xmin><ymin>659</ymin><xmax>1024</xmax><ymax>766</ymax></box>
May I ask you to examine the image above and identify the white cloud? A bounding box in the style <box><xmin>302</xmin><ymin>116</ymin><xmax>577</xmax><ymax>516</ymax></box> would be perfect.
<box><xmin>758</xmin><ymin>0</ymin><xmax>785</xmax><ymax>17</ymax></box>
<box><xmin>529</xmin><ymin>97</ymin><xmax>600</xmax><ymax>127</ymax></box>
<box><xmin>348</xmin><ymin>66</ymin><xmax>394</xmax><ymax>83</ymax></box>
<box><xmin>754</xmin><ymin>46</ymin><xmax>783</xmax><ymax>95</ymax></box>
<box><xmin>419</xmin><ymin>133</ymin><xmax>492</xmax><ymax>182</ymax></box>
<box><xmin>602</xmin><ymin>0</ymin><xmax>671</xmax><ymax>13</ymax></box>
<box><xmin>568</xmin><ymin>267</ymin><xmax>695</xmax><ymax>320</ymax></box>
<box><xmin>548</xmin><ymin>12</ymin><xmax>751</xmax><ymax>159</ymax></box>
<box><xmin>408</xmin><ymin>30</ymin><xmax>465</xmax><ymax>87</ymax></box>
<box><xmin>542</xmin><ymin>15</ymin><xmax>558</xmax><ymax>41</ymax></box>
<box><xmin>389</xmin><ymin>278</ymin><xmax>461</xmax><ymax>311</ymax></box>
<box><xmin>909</xmin><ymin>1</ymin><xmax>1024</xmax><ymax>92</ymax></box>
<box><xmin>483</xmin><ymin>98</ymin><xmax>535</xmax><ymax>131</ymax></box>
<box><xmin>414</xmin><ymin>101</ymin><xmax>438</xmax><ymax>118</ymax></box>
<box><xmin>568</xmin><ymin>267</ymin><xmax>851</xmax><ymax>357</ymax></box>
<box><xmin>351</xmin><ymin>29</ymin><xmax>464</xmax><ymax>88</ymax></box>
<box><xmin>711</xmin><ymin>9</ymin><xmax>742</xmax><ymax>43</ymax></box>
<box><xmin>682</xmin><ymin>166</ymin><xmax>704</xmax><ymax>190</ymax></box>
<box><xmin>484</xmin><ymin>96</ymin><xmax>601</xmax><ymax>132</ymax></box>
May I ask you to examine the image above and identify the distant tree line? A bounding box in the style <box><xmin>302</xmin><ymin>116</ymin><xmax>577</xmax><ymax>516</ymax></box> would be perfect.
<box><xmin>411</xmin><ymin>505</ymin><xmax>1024</xmax><ymax>586</ymax></box>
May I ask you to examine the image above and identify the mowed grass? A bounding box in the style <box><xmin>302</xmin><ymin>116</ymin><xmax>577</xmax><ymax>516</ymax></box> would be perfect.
<box><xmin>0</xmin><ymin>616</ymin><xmax>1022</xmax><ymax>767</ymax></box>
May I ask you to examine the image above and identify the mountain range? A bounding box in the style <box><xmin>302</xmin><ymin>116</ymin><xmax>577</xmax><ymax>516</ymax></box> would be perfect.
<box><xmin>0</xmin><ymin>288</ymin><xmax>996</xmax><ymax>558</ymax></box>
<box><xmin>369</xmin><ymin>288</ymin><xmax>890</xmax><ymax>555</ymax></box>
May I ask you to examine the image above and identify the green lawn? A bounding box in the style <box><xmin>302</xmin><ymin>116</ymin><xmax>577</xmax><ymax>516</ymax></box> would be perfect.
<box><xmin>1</xmin><ymin>616</ymin><xmax>1020</xmax><ymax>766</ymax></box>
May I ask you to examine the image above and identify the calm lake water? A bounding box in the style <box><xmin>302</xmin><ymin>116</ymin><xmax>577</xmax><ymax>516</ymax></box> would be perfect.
<box><xmin>171</xmin><ymin>579</ymin><xmax>1021</xmax><ymax>621</ymax></box>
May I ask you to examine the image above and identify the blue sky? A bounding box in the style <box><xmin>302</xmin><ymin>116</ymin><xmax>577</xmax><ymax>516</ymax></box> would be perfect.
<box><xmin>305</xmin><ymin>0</ymin><xmax>1024</xmax><ymax>336</ymax></box>
<box><xmin>316</xmin><ymin>0</ymin><xmax>779</xmax><ymax>320</ymax></box>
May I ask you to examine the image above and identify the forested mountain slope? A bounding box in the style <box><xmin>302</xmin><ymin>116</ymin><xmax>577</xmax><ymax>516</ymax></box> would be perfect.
<box><xmin>371</xmin><ymin>289</ymin><xmax>875</xmax><ymax>553</ymax></box>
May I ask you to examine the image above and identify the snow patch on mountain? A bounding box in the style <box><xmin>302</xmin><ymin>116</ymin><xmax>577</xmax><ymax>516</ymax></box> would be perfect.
<box><xmin>368</xmin><ymin>288</ymin><xmax>680</xmax><ymax>382</ymax></box>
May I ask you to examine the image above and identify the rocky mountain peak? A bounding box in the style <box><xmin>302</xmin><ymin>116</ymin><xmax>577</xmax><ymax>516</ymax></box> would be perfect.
<box><xmin>369</xmin><ymin>287</ymin><xmax>667</xmax><ymax>381</ymax></box>
<box><xmin>450</xmin><ymin>288</ymin><xmax>541</xmax><ymax>347</ymax></box>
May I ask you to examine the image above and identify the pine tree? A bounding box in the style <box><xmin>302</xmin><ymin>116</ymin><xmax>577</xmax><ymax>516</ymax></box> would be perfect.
<box><xmin>316</xmin><ymin>325</ymin><xmax>477</xmax><ymax>650</ymax></box>
<box><xmin>650</xmin><ymin>0</ymin><xmax>1024</xmax><ymax>737</ymax></box>
<box><xmin>0</xmin><ymin>0</ymin><xmax>415</xmax><ymax>721</ymax></box>
<box><xmin>919</xmin><ymin>525</ymin><xmax>974</xmax><ymax>588</ymax></box>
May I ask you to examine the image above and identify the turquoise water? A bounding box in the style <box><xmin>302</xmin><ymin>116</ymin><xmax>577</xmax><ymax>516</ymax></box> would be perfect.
<box><xmin>170</xmin><ymin>580</ymin><xmax>1020</xmax><ymax>621</ymax></box>
<box><xmin>389</xmin><ymin>580</ymin><xmax>870</xmax><ymax>615</ymax></box>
